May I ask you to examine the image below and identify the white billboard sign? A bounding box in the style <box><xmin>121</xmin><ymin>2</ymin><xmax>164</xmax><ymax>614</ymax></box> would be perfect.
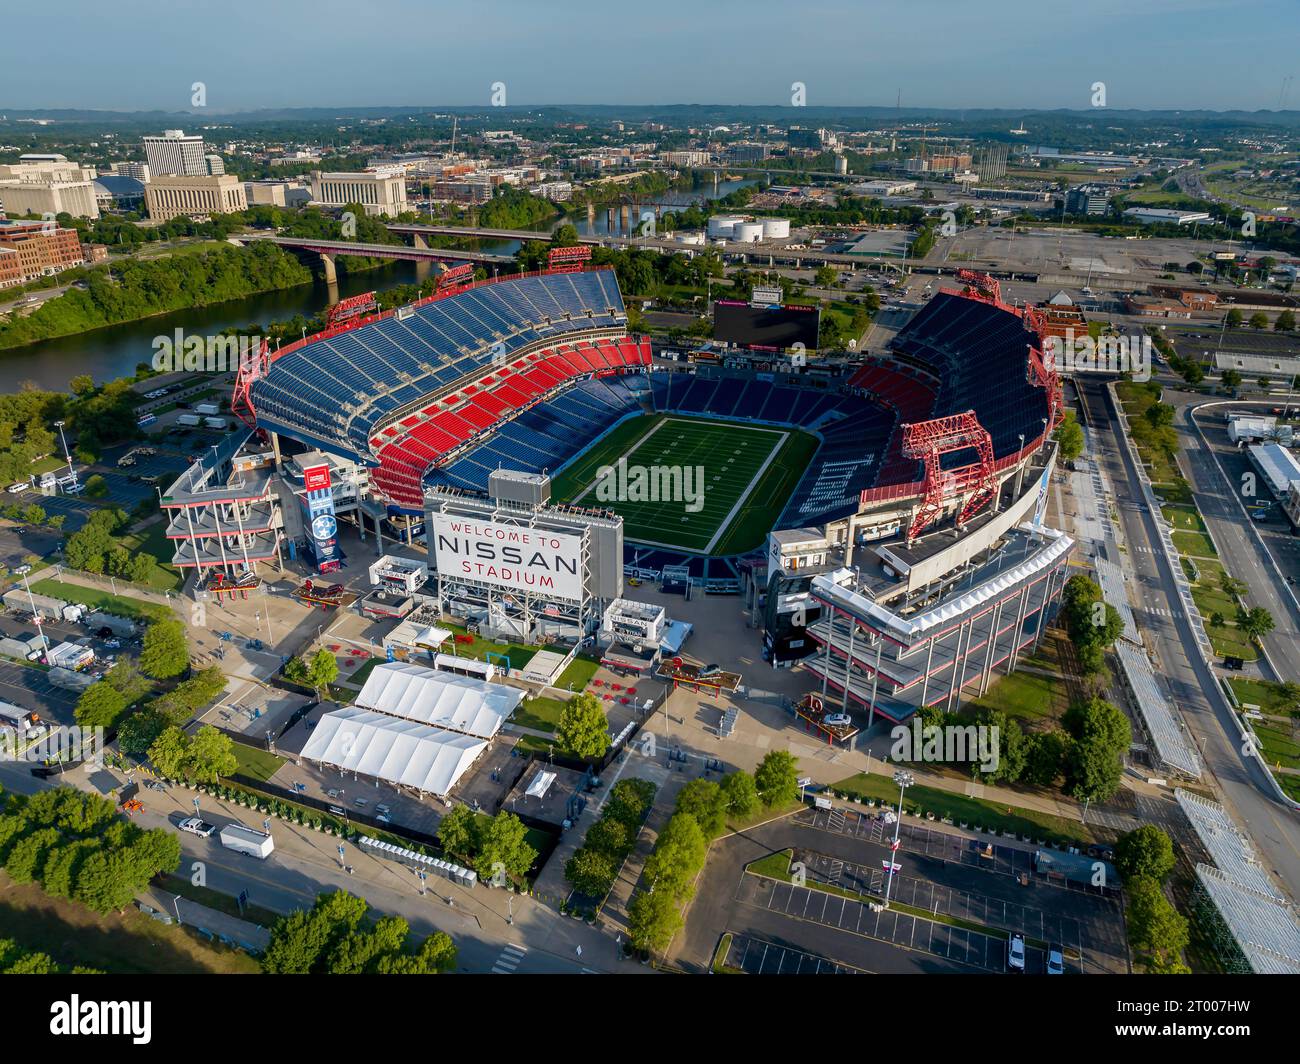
<box><xmin>431</xmin><ymin>515</ymin><xmax>584</xmax><ymax>600</ymax></box>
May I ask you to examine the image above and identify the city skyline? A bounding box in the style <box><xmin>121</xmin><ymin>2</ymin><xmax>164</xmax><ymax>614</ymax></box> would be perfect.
<box><xmin>2</xmin><ymin>0</ymin><xmax>1297</xmax><ymax>113</ymax></box>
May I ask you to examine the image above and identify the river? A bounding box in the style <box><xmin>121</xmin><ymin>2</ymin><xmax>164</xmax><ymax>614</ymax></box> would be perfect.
<box><xmin>0</xmin><ymin>179</ymin><xmax>757</xmax><ymax>391</ymax></box>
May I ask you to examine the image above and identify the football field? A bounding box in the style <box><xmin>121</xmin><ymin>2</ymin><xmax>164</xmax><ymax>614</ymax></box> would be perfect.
<box><xmin>552</xmin><ymin>414</ymin><xmax>819</xmax><ymax>554</ymax></box>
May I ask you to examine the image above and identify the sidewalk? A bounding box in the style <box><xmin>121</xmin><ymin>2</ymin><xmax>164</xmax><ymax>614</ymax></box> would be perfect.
<box><xmin>137</xmin><ymin>886</ymin><xmax>271</xmax><ymax>954</ymax></box>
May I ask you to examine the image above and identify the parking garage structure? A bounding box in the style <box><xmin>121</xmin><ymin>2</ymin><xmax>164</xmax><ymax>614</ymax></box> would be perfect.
<box><xmin>802</xmin><ymin>525</ymin><xmax>1074</xmax><ymax>725</ymax></box>
<box><xmin>160</xmin><ymin>430</ymin><xmax>284</xmax><ymax>585</ymax></box>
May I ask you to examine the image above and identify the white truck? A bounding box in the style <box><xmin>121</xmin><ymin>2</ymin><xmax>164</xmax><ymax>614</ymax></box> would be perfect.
<box><xmin>176</xmin><ymin>413</ymin><xmax>203</xmax><ymax>428</ymax></box>
<box><xmin>194</xmin><ymin>402</ymin><xmax>220</xmax><ymax>416</ymax></box>
<box><xmin>219</xmin><ymin>823</ymin><xmax>274</xmax><ymax>859</ymax></box>
<box><xmin>203</xmin><ymin>416</ymin><xmax>229</xmax><ymax>431</ymax></box>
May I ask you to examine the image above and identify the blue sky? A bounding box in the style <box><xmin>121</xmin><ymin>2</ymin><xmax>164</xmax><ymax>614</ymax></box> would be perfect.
<box><xmin>3</xmin><ymin>0</ymin><xmax>1296</xmax><ymax>112</ymax></box>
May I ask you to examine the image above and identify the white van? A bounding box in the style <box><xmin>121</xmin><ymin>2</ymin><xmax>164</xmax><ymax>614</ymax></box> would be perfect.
<box><xmin>6</xmin><ymin>482</ymin><xmax>26</xmax><ymax>495</ymax></box>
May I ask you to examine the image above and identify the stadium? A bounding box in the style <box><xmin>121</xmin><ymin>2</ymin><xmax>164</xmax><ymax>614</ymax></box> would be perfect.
<box><xmin>229</xmin><ymin>255</ymin><xmax>1072</xmax><ymax>721</ymax></box>
<box><xmin>234</xmin><ymin>259</ymin><xmax>1056</xmax><ymax>564</ymax></box>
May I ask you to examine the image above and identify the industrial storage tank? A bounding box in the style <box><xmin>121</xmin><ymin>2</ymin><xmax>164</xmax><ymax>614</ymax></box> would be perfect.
<box><xmin>732</xmin><ymin>221</ymin><xmax>764</xmax><ymax>243</ymax></box>
<box><xmin>676</xmin><ymin>231</ymin><xmax>706</xmax><ymax>245</ymax></box>
<box><xmin>707</xmin><ymin>214</ymin><xmax>742</xmax><ymax>238</ymax></box>
<box><xmin>761</xmin><ymin>217</ymin><xmax>790</xmax><ymax>239</ymax></box>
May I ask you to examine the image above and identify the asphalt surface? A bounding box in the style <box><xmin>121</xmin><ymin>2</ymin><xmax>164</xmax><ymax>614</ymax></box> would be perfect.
<box><xmin>1079</xmin><ymin>378</ymin><xmax>1300</xmax><ymax>901</ymax></box>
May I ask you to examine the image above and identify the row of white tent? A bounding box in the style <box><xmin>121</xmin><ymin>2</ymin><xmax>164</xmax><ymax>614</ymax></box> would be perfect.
<box><xmin>300</xmin><ymin>661</ymin><xmax>524</xmax><ymax>798</ymax></box>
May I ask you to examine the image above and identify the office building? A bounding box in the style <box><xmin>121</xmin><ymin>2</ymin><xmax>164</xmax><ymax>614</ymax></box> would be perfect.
<box><xmin>0</xmin><ymin>156</ymin><xmax>100</xmax><ymax>219</ymax></box>
<box><xmin>144</xmin><ymin>174</ymin><xmax>247</xmax><ymax>220</ymax></box>
<box><xmin>308</xmin><ymin>169</ymin><xmax>408</xmax><ymax>216</ymax></box>
<box><xmin>143</xmin><ymin>130</ymin><xmax>208</xmax><ymax>177</ymax></box>
<box><xmin>0</xmin><ymin>219</ymin><xmax>86</xmax><ymax>287</ymax></box>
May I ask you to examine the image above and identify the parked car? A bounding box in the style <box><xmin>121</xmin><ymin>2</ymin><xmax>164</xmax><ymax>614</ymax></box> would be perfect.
<box><xmin>1047</xmin><ymin>943</ymin><xmax>1064</xmax><ymax>975</ymax></box>
<box><xmin>178</xmin><ymin>817</ymin><xmax>216</xmax><ymax>838</ymax></box>
<box><xmin>698</xmin><ymin>663</ymin><xmax>722</xmax><ymax>677</ymax></box>
<box><xmin>823</xmin><ymin>712</ymin><xmax>853</xmax><ymax>728</ymax></box>
<box><xmin>1007</xmin><ymin>933</ymin><xmax>1026</xmax><ymax>972</ymax></box>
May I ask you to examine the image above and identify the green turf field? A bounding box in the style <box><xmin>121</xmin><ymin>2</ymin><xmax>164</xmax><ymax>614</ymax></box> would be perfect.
<box><xmin>551</xmin><ymin>414</ymin><xmax>817</xmax><ymax>554</ymax></box>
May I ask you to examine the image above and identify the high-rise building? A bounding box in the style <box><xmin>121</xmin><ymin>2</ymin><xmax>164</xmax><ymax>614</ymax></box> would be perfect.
<box><xmin>143</xmin><ymin>129</ymin><xmax>207</xmax><ymax>177</ymax></box>
<box><xmin>205</xmin><ymin>154</ymin><xmax>225</xmax><ymax>176</ymax></box>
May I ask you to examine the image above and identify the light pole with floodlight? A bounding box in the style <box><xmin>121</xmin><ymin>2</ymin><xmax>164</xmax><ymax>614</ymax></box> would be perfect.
<box><xmin>882</xmin><ymin>769</ymin><xmax>912</xmax><ymax>909</ymax></box>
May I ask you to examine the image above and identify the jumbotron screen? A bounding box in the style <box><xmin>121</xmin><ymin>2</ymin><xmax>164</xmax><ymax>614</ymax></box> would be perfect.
<box><xmin>713</xmin><ymin>300</ymin><xmax>821</xmax><ymax>349</ymax></box>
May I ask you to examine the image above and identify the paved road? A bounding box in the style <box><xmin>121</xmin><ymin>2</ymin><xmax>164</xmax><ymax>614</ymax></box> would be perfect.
<box><xmin>1079</xmin><ymin>378</ymin><xmax>1300</xmax><ymax>900</ymax></box>
<box><xmin>0</xmin><ymin>757</ymin><xmax>641</xmax><ymax>974</ymax></box>
<box><xmin>1178</xmin><ymin>398</ymin><xmax>1300</xmax><ymax>682</ymax></box>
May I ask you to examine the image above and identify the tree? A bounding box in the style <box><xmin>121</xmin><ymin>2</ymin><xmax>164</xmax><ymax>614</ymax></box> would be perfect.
<box><xmin>754</xmin><ymin>750</ymin><xmax>800</xmax><ymax>808</ymax></box>
<box><xmin>1115</xmin><ymin>825</ymin><xmax>1176</xmax><ymax>883</ymax></box>
<box><xmin>146</xmin><ymin>726</ymin><xmax>191</xmax><ymax>780</ymax></box>
<box><xmin>285</xmin><ymin>648</ymin><xmax>338</xmax><ymax>694</ymax></box>
<box><xmin>674</xmin><ymin>778</ymin><xmax>727</xmax><ymax>839</ymax></box>
<box><xmin>1237</xmin><ymin>606</ymin><xmax>1275</xmax><ymax>643</ymax></box>
<box><xmin>565</xmin><ymin>847</ymin><xmax>619</xmax><ymax>897</ymax></box>
<box><xmin>814</xmin><ymin>265</ymin><xmax>837</xmax><ymax>289</ymax></box>
<box><xmin>1220</xmin><ymin>368</ymin><xmax>1242</xmax><ymax>391</ymax></box>
<box><xmin>1022</xmin><ymin>729</ymin><xmax>1069</xmax><ymax>788</ymax></box>
<box><xmin>642</xmin><ymin>812</ymin><xmax>707</xmax><ymax>899</ymax></box>
<box><xmin>719</xmin><ymin>770</ymin><xmax>759</xmax><ymax>819</ymax></box>
<box><xmin>627</xmin><ymin>887</ymin><xmax>682</xmax><ymax>953</ymax></box>
<box><xmin>1127</xmin><ymin>876</ymin><xmax>1190</xmax><ymax>974</ymax></box>
<box><xmin>1063</xmin><ymin>697</ymin><xmax>1131</xmax><ymax>803</ymax></box>
<box><xmin>1249</xmin><ymin>312</ymin><xmax>1269</xmax><ymax>330</ymax></box>
<box><xmin>1225</xmin><ymin>308</ymin><xmax>1243</xmax><ymax>327</ymax></box>
<box><xmin>1053</xmin><ymin>409</ymin><xmax>1085</xmax><ymax>463</ymax></box>
<box><xmin>69</xmin><ymin>375</ymin><xmax>95</xmax><ymax>397</ymax></box>
<box><xmin>186</xmin><ymin>725</ymin><xmax>238</xmax><ymax>783</ymax></box>
<box><xmin>115</xmin><ymin>710</ymin><xmax>168</xmax><ymax>756</ymax></box>
<box><xmin>74</xmin><ymin>680</ymin><xmax>128</xmax><ymax>730</ymax></box>
<box><xmin>263</xmin><ymin>890</ymin><xmax>369</xmax><ymax>974</ymax></box>
<box><xmin>554</xmin><ymin>691</ymin><xmax>610</xmax><ymax>761</ymax></box>
<box><xmin>436</xmin><ymin>805</ymin><xmax>479</xmax><ymax>862</ymax></box>
<box><xmin>139</xmin><ymin>618</ymin><xmax>189</xmax><ymax>679</ymax></box>
<box><xmin>1275</xmin><ymin>309</ymin><xmax>1295</xmax><ymax>332</ymax></box>
<box><xmin>475</xmin><ymin>811</ymin><xmax>536</xmax><ymax>884</ymax></box>
<box><xmin>83</xmin><ymin>474</ymin><xmax>108</xmax><ymax>498</ymax></box>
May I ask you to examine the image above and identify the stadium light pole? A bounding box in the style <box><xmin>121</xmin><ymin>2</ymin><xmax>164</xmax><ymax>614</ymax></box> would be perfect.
<box><xmin>54</xmin><ymin>420</ymin><xmax>76</xmax><ymax>487</ymax></box>
<box><xmin>881</xmin><ymin>769</ymin><xmax>912</xmax><ymax>910</ymax></box>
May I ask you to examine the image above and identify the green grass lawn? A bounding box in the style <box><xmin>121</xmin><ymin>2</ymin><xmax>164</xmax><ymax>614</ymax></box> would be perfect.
<box><xmin>29</xmin><ymin>578</ymin><xmax>172</xmax><ymax>622</ymax></box>
<box><xmin>965</xmin><ymin>668</ymin><xmax>1067</xmax><ymax>727</ymax></box>
<box><xmin>552</xmin><ymin>412</ymin><xmax>815</xmax><ymax>554</ymax></box>
<box><xmin>555</xmin><ymin>653</ymin><xmax>600</xmax><ymax>692</ymax></box>
<box><xmin>231</xmin><ymin>743</ymin><xmax>287</xmax><ymax>783</ymax></box>
<box><xmin>1151</xmin><ymin>479</ymin><xmax>1194</xmax><ymax>506</ymax></box>
<box><xmin>512</xmin><ymin>695</ymin><xmax>568</xmax><ymax>733</ymax></box>
<box><xmin>1162</xmin><ymin>505</ymin><xmax>1207</xmax><ymax>533</ymax></box>
<box><xmin>342</xmin><ymin>656</ymin><xmax>384</xmax><ymax>689</ymax></box>
<box><xmin>1190</xmin><ymin>583</ymin><xmax>1239</xmax><ymax>620</ymax></box>
<box><xmin>1250</xmin><ymin>719</ymin><xmax>1300</xmax><ymax>771</ymax></box>
<box><xmin>830</xmin><ymin>773</ymin><xmax>1103</xmax><ymax>847</ymax></box>
<box><xmin>438</xmin><ymin>622</ymin><xmax>537</xmax><ymax>672</ymax></box>
<box><xmin>117</xmin><ymin>522</ymin><xmax>183</xmax><ymax>592</ymax></box>
<box><xmin>1172</xmin><ymin>529</ymin><xmax>1218</xmax><ymax>558</ymax></box>
<box><xmin>1229</xmin><ymin>677</ymin><xmax>1300</xmax><ymax>716</ymax></box>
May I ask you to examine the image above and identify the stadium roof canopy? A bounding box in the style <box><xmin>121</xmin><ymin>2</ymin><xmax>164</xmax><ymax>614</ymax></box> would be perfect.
<box><xmin>354</xmin><ymin>661</ymin><xmax>521</xmax><ymax>740</ymax></box>
<box><xmin>301</xmin><ymin>706</ymin><xmax>486</xmax><ymax>797</ymax></box>
<box><xmin>1115</xmin><ymin>643</ymin><xmax>1202</xmax><ymax>779</ymax></box>
<box><xmin>1176</xmin><ymin>789</ymin><xmax>1281</xmax><ymax>899</ymax></box>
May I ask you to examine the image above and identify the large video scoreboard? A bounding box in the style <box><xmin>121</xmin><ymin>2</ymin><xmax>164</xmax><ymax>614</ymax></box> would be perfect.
<box><xmin>713</xmin><ymin>299</ymin><xmax>820</xmax><ymax>349</ymax></box>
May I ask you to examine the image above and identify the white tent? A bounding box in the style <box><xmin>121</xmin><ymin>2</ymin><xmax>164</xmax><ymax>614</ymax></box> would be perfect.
<box><xmin>354</xmin><ymin>660</ymin><xmax>521</xmax><ymax>739</ymax></box>
<box><xmin>301</xmin><ymin>706</ymin><xmax>486</xmax><ymax>797</ymax></box>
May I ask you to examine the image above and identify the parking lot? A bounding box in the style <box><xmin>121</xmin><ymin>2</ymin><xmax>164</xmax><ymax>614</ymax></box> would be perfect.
<box><xmin>718</xmin><ymin>932</ymin><xmax>861</xmax><ymax>975</ymax></box>
<box><xmin>680</xmin><ymin>802</ymin><xmax>1129</xmax><ymax>975</ymax></box>
<box><xmin>0</xmin><ymin>659</ymin><xmax>79</xmax><ymax>725</ymax></box>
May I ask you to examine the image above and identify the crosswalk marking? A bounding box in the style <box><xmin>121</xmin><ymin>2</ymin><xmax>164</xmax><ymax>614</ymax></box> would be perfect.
<box><xmin>491</xmin><ymin>943</ymin><xmax>527</xmax><ymax>974</ymax></box>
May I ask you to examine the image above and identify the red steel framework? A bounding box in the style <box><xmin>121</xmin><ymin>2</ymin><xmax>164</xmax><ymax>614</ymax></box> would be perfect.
<box><xmin>326</xmin><ymin>291</ymin><xmax>379</xmax><ymax>328</ymax></box>
<box><xmin>899</xmin><ymin>410</ymin><xmax>996</xmax><ymax>543</ymax></box>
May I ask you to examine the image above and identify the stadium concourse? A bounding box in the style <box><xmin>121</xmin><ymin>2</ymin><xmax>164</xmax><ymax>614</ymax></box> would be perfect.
<box><xmin>234</xmin><ymin>264</ymin><xmax>1058</xmax><ymax>584</ymax></box>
